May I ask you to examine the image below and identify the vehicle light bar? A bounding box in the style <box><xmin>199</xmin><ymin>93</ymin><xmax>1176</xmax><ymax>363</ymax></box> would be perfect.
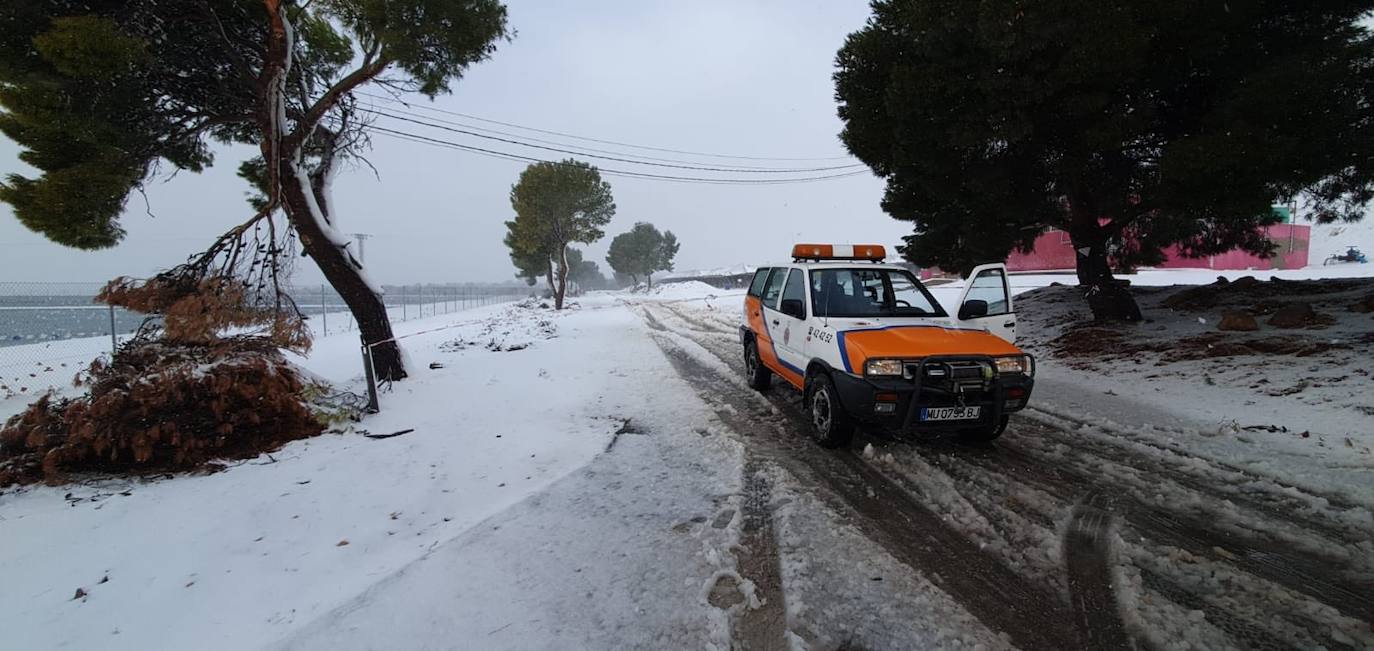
<box><xmin>791</xmin><ymin>243</ymin><xmax>887</xmax><ymax>261</ymax></box>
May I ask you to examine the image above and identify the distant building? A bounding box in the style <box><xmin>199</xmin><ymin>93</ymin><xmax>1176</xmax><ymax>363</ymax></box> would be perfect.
<box><xmin>1004</xmin><ymin>223</ymin><xmax>1310</xmax><ymax>273</ymax></box>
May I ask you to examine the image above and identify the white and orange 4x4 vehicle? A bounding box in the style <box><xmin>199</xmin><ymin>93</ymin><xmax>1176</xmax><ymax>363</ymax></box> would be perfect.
<box><xmin>739</xmin><ymin>244</ymin><xmax>1034</xmax><ymax>448</ymax></box>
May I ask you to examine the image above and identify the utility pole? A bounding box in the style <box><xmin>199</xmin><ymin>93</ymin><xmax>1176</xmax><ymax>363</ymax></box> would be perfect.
<box><xmin>350</xmin><ymin>233</ymin><xmax>372</xmax><ymax>263</ymax></box>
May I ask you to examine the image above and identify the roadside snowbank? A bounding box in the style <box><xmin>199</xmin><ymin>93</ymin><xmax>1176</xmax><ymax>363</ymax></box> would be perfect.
<box><xmin>1017</xmin><ymin>277</ymin><xmax>1374</xmax><ymax>503</ymax></box>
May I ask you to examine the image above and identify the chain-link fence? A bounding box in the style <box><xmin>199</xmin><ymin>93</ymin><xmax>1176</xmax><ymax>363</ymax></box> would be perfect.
<box><xmin>0</xmin><ymin>281</ymin><xmax>529</xmax><ymax>397</ymax></box>
<box><xmin>0</xmin><ymin>283</ymin><xmax>144</xmax><ymax>388</ymax></box>
<box><xmin>297</xmin><ymin>284</ymin><xmax>531</xmax><ymax>338</ymax></box>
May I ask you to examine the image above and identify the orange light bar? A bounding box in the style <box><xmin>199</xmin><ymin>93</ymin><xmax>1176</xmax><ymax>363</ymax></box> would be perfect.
<box><xmin>791</xmin><ymin>243</ymin><xmax>887</xmax><ymax>261</ymax></box>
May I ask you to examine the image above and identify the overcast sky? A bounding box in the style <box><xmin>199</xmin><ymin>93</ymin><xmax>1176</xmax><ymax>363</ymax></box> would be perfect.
<box><xmin>0</xmin><ymin>0</ymin><xmax>913</xmax><ymax>285</ymax></box>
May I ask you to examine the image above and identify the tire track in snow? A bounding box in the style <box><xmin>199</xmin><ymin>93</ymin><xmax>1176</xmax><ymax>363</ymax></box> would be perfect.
<box><xmin>733</xmin><ymin>459</ymin><xmax>789</xmax><ymax>651</ymax></box>
<box><xmin>943</xmin><ymin>424</ymin><xmax>1374</xmax><ymax>632</ymax></box>
<box><xmin>1063</xmin><ymin>491</ymin><xmax>1132</xmax><ymax>650</ymax></box>
<box><xmin>644</xmin><ymin>306</ymin><xmax>791</xmax><ymax>650</ymax></box>
<box><xmin>1021</xmin><ymin>406</ymin><xmax>1373</xmax><ymax>545</ymax></box>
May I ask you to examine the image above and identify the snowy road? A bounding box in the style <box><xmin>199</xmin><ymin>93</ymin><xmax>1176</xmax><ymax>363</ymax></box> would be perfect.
<box><xmin>635</xmin><ymin>297</ymin><xmax>1374</xmax><ymax>651</ymax></box>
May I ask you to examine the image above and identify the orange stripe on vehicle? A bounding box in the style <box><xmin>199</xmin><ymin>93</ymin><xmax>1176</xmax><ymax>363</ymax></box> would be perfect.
<box><xmin>745</xmin><ymin>295</ymin><xmax>804</xmax><ymax>389</ymax></box>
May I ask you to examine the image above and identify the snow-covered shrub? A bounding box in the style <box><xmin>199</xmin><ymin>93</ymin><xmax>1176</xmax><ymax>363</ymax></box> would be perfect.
<box><xmin>0</xmin><ymin>337</ymin><xmax>324</xmax><ymax>486</ymax></box>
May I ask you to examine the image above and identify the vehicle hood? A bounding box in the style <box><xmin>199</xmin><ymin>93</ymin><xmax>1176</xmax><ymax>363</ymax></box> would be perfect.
<box><xmin>836</xmin><ymin>324</ymin><xmax>1021</xmax><ymax>373</ymax></box>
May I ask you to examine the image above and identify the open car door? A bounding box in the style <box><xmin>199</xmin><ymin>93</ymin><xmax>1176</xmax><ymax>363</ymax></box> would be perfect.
<box><xmin>955</xmin><ymin>263</ymin><xmax>1016</xmax><ymax>343</ymax></box>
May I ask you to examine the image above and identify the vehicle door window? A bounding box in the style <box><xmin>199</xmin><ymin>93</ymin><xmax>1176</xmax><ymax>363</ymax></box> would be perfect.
<box><xmin>780</xmin><ymin>269</ymin><xmax>806</xmax><ymax>318</ymax></box>
<box><xmin>747</xmin><ymin>268</ymin><xmax>770</xmax><ymax>297</ymax></box>
<box><xmin>760</xmin><ymin>267</ymin><xmax>789</xmax><ymax>309</ymax></box>
<box><xmin>965</xmin><ymin>268</ymin><xmax>1011</xmax><ymax>315</ymax></box>
<box><xmin>888</xmin><ymin>273</ymin><xmax>940</xmax><ymax>315</ymax></box>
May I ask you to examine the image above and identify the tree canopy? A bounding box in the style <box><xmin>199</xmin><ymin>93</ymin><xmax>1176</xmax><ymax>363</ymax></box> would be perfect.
<box><xmin>605</xmin><ymin>221</ymin><xmax>679</xmax><ymax>289</ymax></box>
<box><xmin>565</xmin><ymin>248</ymin><xmax>608</xmax><ymax>292</ymax></box>
<box><xmin>835</xmin><ymin>0</ymin><xmax>1374</xmax><ymax>319</ymax></box>
<box><xmin>0</xmin><ymin>0</ymin><xmax>510</xmax><ymax>379</ymax></box>
<box><xmin>504</xmin><ymin>159</ymin><xmax>615</xmax><ymax>309</ymax></box>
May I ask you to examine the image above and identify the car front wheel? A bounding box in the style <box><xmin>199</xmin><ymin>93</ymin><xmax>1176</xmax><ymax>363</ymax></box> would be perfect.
<box><xmin>806</xmin><ymin>374</ymin><xmax>854</xmax><ymax>449</ymax></box>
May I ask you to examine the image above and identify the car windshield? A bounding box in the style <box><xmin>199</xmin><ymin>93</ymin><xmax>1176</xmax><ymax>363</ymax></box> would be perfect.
<box><xmin>809</xmin><ymin>268</ymin><xmax>946</xmax><ymax>318</ymax></box>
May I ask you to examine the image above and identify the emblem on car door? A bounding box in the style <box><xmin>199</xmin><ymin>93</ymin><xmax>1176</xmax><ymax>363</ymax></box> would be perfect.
<box><xmin>783</xmin><ymin>326</ymin><xmax>790</xmax><ymax>346</ymax></box>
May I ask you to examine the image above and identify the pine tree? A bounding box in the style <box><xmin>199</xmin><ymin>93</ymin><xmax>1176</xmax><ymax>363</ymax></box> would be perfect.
<box><xmin>504</xmin><ymin>160</ymin><xmax>615</xmax><ymax>309</ymax></box>
<box><xmin>835</xmin><ymin>0</ymin><xmax>1374</xmax><ymax>320</ymax></box>
<box><xmin>605</xmin><ymin>222</ymin><xmax>679</xmax><ymax>290</ymax></box>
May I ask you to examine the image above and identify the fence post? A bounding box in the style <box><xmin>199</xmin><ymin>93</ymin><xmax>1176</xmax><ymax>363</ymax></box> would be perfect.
<box><xmin>361</xmin><ymin>335</ymin><xmax>380</xmax><ymax>413</ymax></box>
<box><xmin>321</xmin><ymin>284</ymin><xmax>327</xmax><ymax>336</ymax></box>
<box><xmin>108</xmin><ymin>304</ymin><xmax>118</xmax><ymax>355</ymax></box>
<box><xmin>402</xmin><ymin>284</ymin><xmax>408</xmax><ymax>321</ymax></box>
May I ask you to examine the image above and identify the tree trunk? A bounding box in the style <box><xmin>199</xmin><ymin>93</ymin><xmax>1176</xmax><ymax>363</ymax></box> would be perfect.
<box><xmin>554</xmin><ymin>245</ymin><xmax>570</xmax><ymax>310</ymax></box>
<box><xmin>646</xmin><ymin>273</ymin><xmax>652</xmax><ymax>291</ymax></box>
<box><xmin>1069</xmin><ymin>219</ymin><xmax>1142</xmax><ymax>322</ymax></box>
<box><xmin>281</xmin><ymin>156</ymin><xmax>406</xmax><ymax>380</ymax></box>
<box><xmin>544</xmin><ymin>261</ymin><xmax>555</xmax><ymax>301</ymax></box>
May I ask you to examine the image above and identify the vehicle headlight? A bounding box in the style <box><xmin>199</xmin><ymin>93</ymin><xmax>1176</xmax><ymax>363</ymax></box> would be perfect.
<box><xmin>864</xmin><ymin>359</ymin><xmax>904</xmax><ymax>377</ymax></box>
<box><xmin>994</xmin><ymin>355</ymin><xmax>1033</xmax><ymax>376</ymax></box>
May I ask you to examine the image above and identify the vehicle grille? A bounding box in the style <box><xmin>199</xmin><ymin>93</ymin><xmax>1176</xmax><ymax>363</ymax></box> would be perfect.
<box><xmin>903</xmin><ymin>359</ymin><xmax>990</xmax><ymax>381</ymax></box>
<box><xmin>903</xmin><ymin>360</ymin><xmax>992</xmax><ymax>397</ymax></box>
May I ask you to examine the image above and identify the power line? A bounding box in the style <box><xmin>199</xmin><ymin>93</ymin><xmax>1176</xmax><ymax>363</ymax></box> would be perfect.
<box><xmin>361</xmin><ymin>108</ymin><xmax>866</xmax><ymax>174</ymax></box>
<box><xmin>358</xmin><ymin>101</ymin><xmax>860</xmax><ymax>171</ymax></box>
<box><xmin>357</xmin><ymin>90</ymin><xmax>856</xmax><ymax>163</ymax></box>
<box><xmin>361</xmin><ymin>124</ymin><xmax>871</xmax><ymax>185</ymax></box>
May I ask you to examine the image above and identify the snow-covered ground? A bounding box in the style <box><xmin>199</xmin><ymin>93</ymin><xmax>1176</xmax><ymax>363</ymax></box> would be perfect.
<box><xmin>1309</xmin><ymin>212</ymin><xmax>1374</xmax><ymax>266</ymax></box>
<box><xmin>0</xmin><ymin>299</ymin><xmax>753</xmax><ymax>649</ymax></box>
<box><xmin>4</xmin><ymin>263</ymin><xmax>1372</xmax><ymax>650</ymax></box>
<box><xmin>920</xmin><ymin>264</ymin><xmax>1374</xmax><ymax>501</ymax></box>
<box><xmin>0</xmin><ymin>290</ymin><xmax>1012</xmax><ymax>650</ymax></box>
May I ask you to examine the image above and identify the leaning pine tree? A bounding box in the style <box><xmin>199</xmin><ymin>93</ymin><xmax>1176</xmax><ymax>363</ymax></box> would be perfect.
<box><xmin>0</xmin><ymin>0</ymin><xmax>510</xmax><ymax>379</ymax></box>
<box><xmin>834</xmin><ymin>1</ymin><xmax>1374</xmax><ymax>320</ymax></box>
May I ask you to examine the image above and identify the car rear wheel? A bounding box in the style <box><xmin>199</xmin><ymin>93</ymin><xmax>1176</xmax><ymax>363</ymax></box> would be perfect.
<box><xmin>958</xmin><ymin>415</ymin><xmax>1009</xmax><ymax>443</ymax></box>
<box><xmin>806</xmin><ymin>374</ymin><xmax>854</xmax><ymax>449</ymax></box>
<box><xmin>744</xmin><ymin>340</ymin><xmax>771</xmax><ymax>391</ymax></box>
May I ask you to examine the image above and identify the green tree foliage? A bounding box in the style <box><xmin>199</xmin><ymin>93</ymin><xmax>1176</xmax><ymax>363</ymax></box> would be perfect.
<box><xmin>504</xmin><ymin>217</ymin><xmax>552</xmax><ymax>290</ymax></box>
<box><xmin>0</xmin><ymin>0</ymin><xmax>509</xmax><ymax>379</ymax></box>
<box><xmin>565</xmin><ymin>248</ymin><xmax>608</xmax><ymax>293</ymax></box>
<box><xmin>605</xmin><ymin>222</ymin><xmax>679</xmax><ymax>290</ymax></box>
<box><xmin>835</xmin><ymin>1</ymin><xmax>1374</xmax><ymax>320</ymax></box>
<box><xmin>505</xmin><ymin>159</ymin><xmax>615</xmax><ymax>309</ymax></box>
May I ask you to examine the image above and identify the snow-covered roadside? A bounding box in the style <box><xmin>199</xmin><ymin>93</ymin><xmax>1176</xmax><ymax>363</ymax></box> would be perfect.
<box><xmin>0</xmin><ymin>301</ymin><xmax>739</xmax><ymax>649</ymax></box>
<box><xmin>1014</xmin><ymin>277</ymin><xmax>1374</xmax><ymax>505</ymax></box>
<box><xmin>275</xmin><ymin>336</ymin><xmax>750</xmax><ymax>650</ymax></box>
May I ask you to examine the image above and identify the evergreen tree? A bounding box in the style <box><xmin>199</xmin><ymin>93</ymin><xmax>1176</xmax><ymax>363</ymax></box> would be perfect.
<box><xmin>835</xmin><ymin>0</ymin><xmax>1374</xmax><ymax>320</ymax></box>
<box><xmin>504</xmin><ymin>218</ymin><xmax>553</xmax><ymax>292</ymax></box>
<box><xmin>1</xmin><ymin>0</ymin><xmax>510</xmax><ymax>379</ymax></box>
<box><xmin>505</xmin><ymin>159</ymin><xmax>615</xmax><ymax>309</ymax></box>
<box><xmin>564</xmin><ymin>248</ymin><xmax>607</xmax><ymax>293</ymax></box>
<box><xmin>605</xmin><ymin>222</ymin><xmax>679</xmax><ymax>290</ymax></box>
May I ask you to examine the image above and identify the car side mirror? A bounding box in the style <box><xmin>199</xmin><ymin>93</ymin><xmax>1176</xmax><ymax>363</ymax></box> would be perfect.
<box><xmin>780</xmin><ymin>298</ymin><xmax>805</xmax><ymax>319</ymax></box>
<box><xmin>959</xmin><ymin>299</ymin><xmax>989</xmax><ymax>320</ymax></box>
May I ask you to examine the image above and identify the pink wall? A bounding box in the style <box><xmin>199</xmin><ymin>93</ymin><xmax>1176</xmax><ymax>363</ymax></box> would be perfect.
<box><xmin>1002</xmin><ymin>224</ymin><xmax>1310</xmax><ymax>272</ymax></box>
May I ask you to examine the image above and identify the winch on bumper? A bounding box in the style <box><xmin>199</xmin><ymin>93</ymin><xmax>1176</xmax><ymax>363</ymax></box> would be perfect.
<box><xmin>828</xmin><ymin>355</ymin><xmax>1034</xmax><ymax>433</ymax></box>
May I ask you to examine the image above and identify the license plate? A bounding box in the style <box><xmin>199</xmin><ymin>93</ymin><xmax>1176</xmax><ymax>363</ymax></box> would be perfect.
<box><xmin>919</xmin><ymin>406</ymin><xmax>981</xmax><ymax>422</ymax></box>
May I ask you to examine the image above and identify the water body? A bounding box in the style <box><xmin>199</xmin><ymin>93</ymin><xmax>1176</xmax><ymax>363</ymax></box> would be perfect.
<box><xmin>0</xmin><ymin>286</ymin><xmax>530</xmax><ymax>349</ymax></box>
